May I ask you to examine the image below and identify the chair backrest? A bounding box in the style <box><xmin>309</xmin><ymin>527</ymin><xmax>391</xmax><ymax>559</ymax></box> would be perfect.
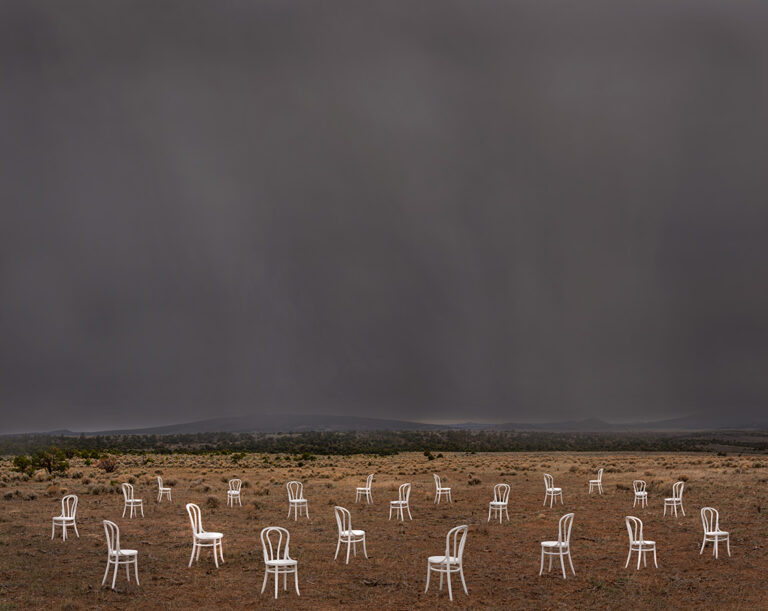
<box><xmin>103</xmin><ymin>520</ymin><xmax>120</xmax><ymax>554</ymax></box>
<box><xmin>543</xmin><ymin>473</ymin><xmax>554</xmax><ymax>489</ymax></box>
<box><xmin>399</xmin><ymin>483</ymin><xmax>411</xmax><ymax>502</ymax></box>
<box><xmin>701</xmin><ymin>507</ymin><xmax>720</xmax><ymax>533</ymax></box>
<box><xmin>596</xmin><ymin>468</ymin><xmax>604</xmax><ymax>481</ymax></box>
<box><xmin>261</xmin><ymin>526</ymin><xmax>291</xmax><ymax>562</ymax></box>
<box><xmin>121</xmin><ymin>482</ymin><xmax>134</xmax><ymax>501</ymax></box>
<box><xmin>633</xmin><ymin>480</ymin><xmax>646</xmax><ymax>493</ymax></box>
<box><xmin>493</xmin><ymin>483</ymin><xmax>511</xmax><ymax>503</ymax></box>
<box><xmin>61</xmin><ymin>494</ymin><xmax>78</xmax><ymax>518</ymax></box>
<box><xmin>672</xmin><ymin>481</ymin><xmax>684</xmax><ymax>500</ymax></box>
<box><xmin>287</xmin><ymin>481</ymin><xmax>303</xmax><ymax>501</ymax></box>
<box><xmin>186</xmin><ymin>503</ymin><xmax>204</xmax><ymax>535</ymax></box>
<box><xmin>444</xmin><ymin>525</ymin><xmax>469</xmax><ymax>562</ymax></box>
<box><xmin>364</xmin><ymin>473</ymin><xmax>374</xmax><ymax>488</ymax></box>
<box><xmin>558</xmin><ymin>512</ymin><xmax>575</xmax><ymax>544</ymax></box>
<box><xmin>334</xmin><ymin>506</ymin><xmax>352</xmax><ymax>534</ymax></box>
<box><xmin>157</xmin><ymin>476</ymin><xmax>163</xmax><ymax>488</ymax></box>
<box><xmin>433</xmin><ymin>473</ymin><xmax>442</xmax><ymax>489</ymax></box>
<box><xmin>229</xmin><ymin>478</ymin><xmax>242</xmax><ymax>492</ymax></box>
<box><xmin>625</xmin><ymin>515</ymin><xmax>644</xmax><ymax>544</ymax></box>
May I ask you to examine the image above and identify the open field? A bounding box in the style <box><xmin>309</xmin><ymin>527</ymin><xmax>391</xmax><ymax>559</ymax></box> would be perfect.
<box><xmin>1</xmin><ymin>451</ymin><xmax>766</xmax><ymax>609</ymax></box>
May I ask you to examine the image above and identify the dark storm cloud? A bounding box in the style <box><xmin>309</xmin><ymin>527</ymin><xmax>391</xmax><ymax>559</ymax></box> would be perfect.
<box><xmin>1</xmin><ymin>1</ymin><xmax>767</xmax><ymax>432</ymax></box>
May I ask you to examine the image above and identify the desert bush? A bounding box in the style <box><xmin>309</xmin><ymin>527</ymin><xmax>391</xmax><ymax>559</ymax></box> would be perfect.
<box><xmin>96</xmin><ymin>457</ymin><xmax>118</xmax><ymax>473</ymax></box>
<box><xmin>206</xmin><ymin>496</ymin><xmax>220</xmax><ymax>509</ymax></box>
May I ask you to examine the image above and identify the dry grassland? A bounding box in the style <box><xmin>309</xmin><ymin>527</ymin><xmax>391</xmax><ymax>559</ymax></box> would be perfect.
<box><xmin>1</xmin><ymin>452</ymin><xmax>766</xmax><ymax>609</ymax></box>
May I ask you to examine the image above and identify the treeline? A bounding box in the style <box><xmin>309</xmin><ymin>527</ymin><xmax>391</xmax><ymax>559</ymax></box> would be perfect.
<box><xmin>1</xmin><ymin>430</ymin><xmax>767</xmax><ymax>456</ymax></box>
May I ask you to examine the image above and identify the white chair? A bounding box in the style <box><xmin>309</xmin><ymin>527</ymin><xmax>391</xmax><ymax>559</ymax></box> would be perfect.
<box><xmin>488</xmin><ymin>483</ymin><xmax>510</xmax><ymax>523</ymax></box>
<box><xmin>102</xmin><ymin>520</ymin><xmax>139</xmax><ymax>589</ymax></box>
<box><xmin>700</xmin><ymin>507</ymin><xmax>730</xmax><ymax>559</ymax></box>
<box><xmin>157</xmin><ymin>476</ymin><xmax>172</xmax><ymax>502</ymax></box>
<box><xmin>334</xmin><ymin>505</ymin><xmax>368</xmax><ymax>564</ymax></box>
<box><xmin>588</xmin><ymin>468</ymin><xmax>604</xmax><ymax>494</ymax></box>
<box><xmin>121</xmin><ymin>483</ymin><xmax>144</xmax><ymax>518</ymax></box>
<box><xmin>227</xmin><ymin>478</ymin><xmax>243</xmax><ymax>507</ymax></box>
<box><xmin>663</xmin><ymin>481</ymin><xmax>685</xmax><ymax>517</ymax></box>
<box><xmin>389</xmin><ymin>483</ymin><xmax>412</xmax><ymax>521</ymax></box>
<box><xmin>632</xmin><ymin>480</ymin><xmax>648</xmax><ymax>508</ymax></box>
<box><xmin>425</xmin><ymin>524</ymin><xmax>469</xmax><ymax>601</ymax></box>
<box><xmin>186</xmin><ymin>503</ymin><xmax>224</xmax><ymax>568</ymax></box>
<box><xmin>543</xmin><ymin>473</ymin><xmax>563</xmax><ymax>507</ymax></box>
<box><xmin>260</xmin><ymin>526</ymin><xmax>299</xmax><ymax>599</ymax></box>
<box><xmin>539</xmin><ymin>512</ymin><xmax>575</xmax><ymax>579</ymax></box>
<box><xmin>52</xmin><ymin>494</ymin><xmax>79</xmax><ymax>540</ymax></box>
<box><xmin>355</xmin><ymin>473</ymin><xmax>374</xmax><ymax>504</ymax></box>
<box><xmin>625</xmin><ymin>516</ymin><xmax>657</xmax><ymax>569</ymax></box>
<box><xmin>287</xmin><ymin>481</ymin><xmax>310</xmax><ymax>520</ymax></box>
<box><xmin>433</xmin><ymin>473</ymin><xmax>452</xmax><ymax>504</ymax></box>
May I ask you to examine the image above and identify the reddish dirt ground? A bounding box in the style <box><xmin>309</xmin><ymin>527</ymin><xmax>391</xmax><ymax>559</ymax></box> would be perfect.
<box><xmin>1</xmin><ymin>451</ymin><xmax>766</xmax><ymax>609</ymax></box>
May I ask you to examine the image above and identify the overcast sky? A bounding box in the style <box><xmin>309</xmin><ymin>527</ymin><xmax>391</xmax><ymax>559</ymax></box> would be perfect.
<box><xmin>1</xmin><ymin>1</ymin><xmax>767</xmax><ymax>433</ymax></box>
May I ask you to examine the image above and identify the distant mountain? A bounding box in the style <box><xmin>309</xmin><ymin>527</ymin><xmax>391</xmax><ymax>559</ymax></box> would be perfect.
<box><xmin>69</xmin><ymin>414</ymin><xmax>444</xmax><ymax>436</ymax></box>
<box><xmin>40</xmin><ymin>413</ymin><xmax>768</xmax><ymax>436</ymax></box>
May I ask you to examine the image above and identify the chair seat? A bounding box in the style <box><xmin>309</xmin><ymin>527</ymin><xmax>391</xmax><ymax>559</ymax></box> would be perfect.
<box><xmin>111</xmin><ymin>549</ymin><xmax>138</xmax><ymax>557</ymax></box>
<box><xmin>390</xmin><ymin>500</ymin><xmax>408</xmax><ymax>506</ymax></box>
<box><xmin>541</xmin><ymin>541</ymin><xmax>569</xmax><ymax>548</ymax></box>
<box><xmin>635</xmin><ymin>491</ymin><xmax>647</xmax><ymax>496</ymax></box>
<box><xmin>127</xmin><ymin>499</ymin><xmax>143</xmax><ymax>503</ymax></box>
<box><xmin>428</xmin><ymin>555</ymin><xmax>460</xmax><ymax>565</ymax></box>
<box><xmin>341</xmin><ymin>529</ymin><xmax>365</xmax><ymax>537</ymax></box>
<box><xmin>489</xmin><ymin>501</ymin><xmax>507</xmax><ymax>506</ymax></box>
<box><xmin>356</xmin><ymin>486</ymin><xmax>370</xmax><ymax>491</ymax></box>
<box><xmin>266</xmin><ymin>558</ymin><xmax>297</xmax><ymax>567</ymax></box>
<box><xmin>196</xmin><ymin>531</ymin><xmax>223</xmax><ymax>540</ymax></box>
<box><xmin>52</xmin><ymin>516</ymin><xmax>75</xmax><ymax>522</ymax></box>
<box><xmin>160</xmin><ymin>487</ymin><xmax>171</xmax><ymax>492</ymax></box>
<box><xmin>290</xmin><ymin>499</ymin><xmax>307</xmax><ymax>503</ymax></box>
<box><xmin>705</xmin><ymin>530</ymin><xmax>728</xmax><ymax>536</ymax></box>
<box><xmin>633</xmin><ymin>540</ymin><xmax>655</xmax><ymax>546</ymax></box>
<box><xmin>664</xmin><ymin>497</ymin><xmax>681</xmax><ymax>502</ymax></box>
<box><xmin>228</xmin><ymin>490</ymin><xmax>240</xmax><ymax>495</ymax></box>
<box><xmin>547</xmin><ymin>487</ymin><xmax>562</xmax><ymax>493</ymax></box>
<box><xmin>589</xmin><ymin>479</ymin><xmax>601</xmax><ymax>483</ymax></box>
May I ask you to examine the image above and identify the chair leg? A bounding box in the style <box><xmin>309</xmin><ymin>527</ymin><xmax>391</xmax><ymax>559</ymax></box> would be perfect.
<box><xmin>389</xmin><ymin>505</ymin><xmax>392</xmax><ymax>520</ymax></box>
<box><xmin>568</xmin><ymin>550</ymin><xmax>575</xmax><ymax>575</ymax></box>
<box><xmin>102</xmin><ymin>560</ymin><xmax>110</xmax><ymax>585</ymax></box>
<box><xmin>625</xmin><ymin>547</ymin><xmax>632</xmax><ymax>568</ymax></box>
<box><xmin>726</xmin><ymin>536</ymin><xmax>731</xmax><ymax>557</ymax></box>
<box><xmin>362</xmin><ymin>535</ymin><xmax>368</xmax><ymax>558</ymax></box>
<box><xmin>122</xmin><ymin>504</ymin><xmax>127</xmax><ymax>518</ymax></box>
<box><xmin>305</xmin><ymin>505</ymin><xmax>310</xmax><ymax>520</ymax></box>
<box><xmin>51</xmin><ymin>521</ymin><xmax>55</xmax><ymax>539</ymax></box>
<box><xmin>275</xmin><ymin>565</ymin><xmax>279</xmax><ymax>599</ymax></box>
<box><xmin>189</xmin><ymin>543</ymin><xmax>196</xmax><ymax>567</ymax></box>
<box><xmin>111</xmin><ymin>560</ymin><xmax>119</xmax><ymax>589</ymax></box>
<box><xmin>653</xmin><ymin>546</ymin><xmax>658</xmax><ymax>568</ymax></box>
<box><xmin>447</xmin><ymin>569</ymin><xmax>453</xmax><ymax>601</ymax></box>
<box><xmin>346</xmin><ymin>540</ymin><xmax>351</xmax><ymax>564</ymax></box>
<box><xmin>505</xmin><ymin>506</ymin><xmax>509</xmax><ymax>521</ymax></box>
<box><xmin>700</xmin><ymin>537</ymin><xmax>706</xmax><ymax>555</ymax></box>
<box><xmin>294</xmin><ymin>566</ymin><xmax>300</xmax><ymax>595</ymax></box>
<box><xmin>637</xmin><ymin>548</ymin><xmax>642</xmax><ymax>570</ymax></box>
<box><xmin>334</xmin><ymin>537</ymin><xmax>341</xmax><ymax>560</ymax></box>
<box><xmin>539</xmin><ymin>548</ymin><xmax>544</xmax><ymax>575</ymax></box>
<box><xmin>407</xmin><ymin>505</ymin><xmax>412</xmax><ymax>520</ymax></box>
<box><xmin>425</xmin><ymin>563</ymin><xmax>431</xmax><ymax>593</ymax></box>
<box><xmin>134</xmin><ymin>558</ymin><xmax>140</xmax><ymax>585</ymax></box>
<box><xmin>559</xmin><ymin>550</ymin><xmax>566</xmax><ymax>579</ymax></box>
<box><xmin>680</xmin><ymin>502</ymin><xmax>685</xmax><ymax>516</ymax></box>
<box><xmin>261</xmin><ymin>568</ymin><xmax>269</xmax><ymax>593</ymax></box>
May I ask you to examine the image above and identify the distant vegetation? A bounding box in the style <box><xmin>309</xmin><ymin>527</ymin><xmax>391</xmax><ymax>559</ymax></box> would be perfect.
<box><xmin>2</xmin><ymin>430</ymin><xmax>767</xmax><ymax>457</ymax></box>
